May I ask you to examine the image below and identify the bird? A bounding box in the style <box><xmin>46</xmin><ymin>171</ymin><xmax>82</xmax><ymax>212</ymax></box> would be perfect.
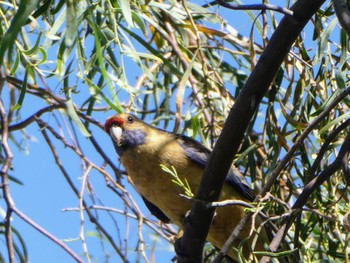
<box><xmin>104</xmin><ymin>113</ymin><xmax>269</xmax><ymax>260</ymax></box>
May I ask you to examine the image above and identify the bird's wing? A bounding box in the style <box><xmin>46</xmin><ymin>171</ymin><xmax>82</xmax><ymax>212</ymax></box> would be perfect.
<box><xmin>226</xmin><ymin>166</ymin><xmax>256</xmax><ymax>202</ymax></box>
<box><xmin>176</xmin><ymin>134</ymin><xmax>256</xmax><ymax>202</ymax></box>
<box><xmin>141</xmin><ymin>196</ymin><xmax>171</xmax><ymax>223</ymax></box>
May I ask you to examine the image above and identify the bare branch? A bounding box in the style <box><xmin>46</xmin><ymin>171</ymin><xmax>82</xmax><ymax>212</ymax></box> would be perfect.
<box><xmin>7</xmin><ymin>104</ymin><xmax>64</xmax><ymax>132</ymax></box>
<box><xmin>36</xmin><ymin>119</ymin><xmax>128</xmax><ymax>261</ymax></box>
<box><xmin>215</xmin><ymin>0</ymin><xmax>293</xmax><ymax>16</ymax></box>
<box><xmin>0</xmin><ymin>98</ymin><xmax>15</xmax><ymax>263</ymax></box>
<box><xmin>13</xmin><ymin>207</ymin><xmax>85</xmax><ymax>263</ymax></box>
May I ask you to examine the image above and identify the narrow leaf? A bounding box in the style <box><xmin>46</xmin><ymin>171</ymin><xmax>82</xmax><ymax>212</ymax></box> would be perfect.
<box><xmin>11</xmin><ymin>66</ymin><xmax>32</xmax><ymax>111</ymax></box>
<box><xmin>0</xmin><ymin>0</ymin><xmax>40</xmax><ymax>64</ymax></box>
<box><xmin>65</xmin><ymin>0</ymin><xmax>77</xmax><ymax>48</ymax></box>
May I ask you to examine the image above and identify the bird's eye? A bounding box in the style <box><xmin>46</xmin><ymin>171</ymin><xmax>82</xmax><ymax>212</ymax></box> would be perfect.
<box><xmin>127</xmin><ymin>116</ymin><xmax>134</xmax><ymax>123</ymax></box>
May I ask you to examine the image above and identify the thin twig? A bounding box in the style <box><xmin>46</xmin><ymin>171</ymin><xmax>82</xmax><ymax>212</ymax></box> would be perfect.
<box><xmin>36</xmin><ymin>117</ymin><xmax>124</xmax><ymax>191</ymax></box>
<box><xmin>7</xmin><ymin>104</ymin><xmax>64</xmax><ymax>132</ymax></box>
<box><xmin>13</xmin><ymin>207</ymin><xmax>85</xmax><ymax>263</ymax></box>
<box><xmin>265</xmin><ymin>131</ymin><xmax>350</xmax><ymax>257</ymax></box>
<box><xmin>0</xmin><ymin>98</ymin><xmax>15</xmax><ymax>263</ymax></box>
<box><xmin>37</xmin><ymin>120</ymin><xmax>128</xmax><ymax>262</ymax></box>
<box><xmin>308</xmin><ymin>118</ymin><xmax>350</xmax><ymax>180</ymax></box>
<box><xmin>67</xmin><ymin>205</ymin><xmax>175</xmax><ymax>241</ymax></box>
<box><xmin>215</xmin><ymin>0</ymin><xmax>293</xmax><ymax>16</ymax></box>
<box><xmin>79</xmin><ymin>165</ymin><xmax>92</xmax><ymax>263</ymax></box>
<box><xmin>260</xmin><ymin>86</ymin><xmax>350</xmax><ymax>199</ymax></box>
<box><xmin>206</xmin><ymin>199</ymin><xmax>253</xmax><ymax>209</ymax></box>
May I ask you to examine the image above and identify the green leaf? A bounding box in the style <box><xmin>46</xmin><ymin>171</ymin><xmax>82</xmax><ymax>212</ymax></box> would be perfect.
<box><xmin>254</xmin><ymin>248</ymin><xmax>298</xmax><ymax>257</ymax></box>
<box><xmin>86</xmin><ymin>14</ymin><xmax>123</xmax><ymax>112</ymax></box>
<box><xmin>335</xmin><ymin>71</ymin><xmax>346</xmax><ymax>90</ymax></box>
<box><xmin>311</xmin><ymin>89</ymin><xmax>341</xmax><ymax>117</ymax></box>
<box><xmin>66</xmin><ymin>98</ymin><xmax>91</xmax><ymax>137</ymax></box>
<box><xmin>63</xmin><ymin>60</ymin><xmax>91</xmax><ymax>137</ymax></box>
<box><xmin>30</xmin><ymin>0</ymin><xmax>54</xmax><ymax>21</ymax></box>
<box><xmin>315</xmin><ymin>18</ymin><xmax>338</xmax><ymax>62</ymax></box>
<box><xmin>119</xmin><ymin>0</ymin><xmax>133</xmax><ymax>27</ymax></box>
<box><xmin>179</xmin><ymin>49</ymin><xmax>198</xmax><ymax>92</ymax></box>
<box><xmin>22</xmin><ymin>32</ymin><xmax>42</xmax><ymax>56</ymax></box>
<box><xmin>160</xmin><ymin>164</ymin><xmax>194</xmax><ymax>198</ymax></box>
<box><xmin>36</xmin><ymin>47</ymin><xmax>48</xmax><ymax>65</ymax></box>
<box><xmin>0</xmin><ymin>0</ymin><xmax>40</xmax><ymax>65</ymax></box>
<box><xmin>131</xmin><ymin>11</ymin><xmax>147</xmax><ymax>34</ymax></box>
<box><xmin>11</xmin><ymin>66</ymin><xmax>33</xmax><ymax>111</ymax></box>
<box><xmin>65</xmin><ymin>0</ymin><xmax>77</xmax><ymax>48</ymax></box>
<box><xmin>119</xmin><ymin>24</ymin><xmax>182</xmax><ymax>76</ymax></box>
<box><xmin>84</xmin><ymin>78</ymin><xmax>121</xmax><ymax>113</ymax></box>
<box><xmin>319</xmin><ymin>111</ymin><xmax>350</xmax><ymax>135</ymax></box>
<box><xmin>10</xmin><ymin>49</ymin><xmax>20</xmax><ymax>75</ymax></box>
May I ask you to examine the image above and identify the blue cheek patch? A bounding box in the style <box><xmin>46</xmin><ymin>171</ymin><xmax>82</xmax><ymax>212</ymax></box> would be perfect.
<box><xmin>124</xmin><ymin>129</ymin><xmax>146</xmax><ymax>147</ymax></box>
<box><xmin>113</xmin><ymin>129</ymin><xmax>146</xmax><ymax>156</ymax></box>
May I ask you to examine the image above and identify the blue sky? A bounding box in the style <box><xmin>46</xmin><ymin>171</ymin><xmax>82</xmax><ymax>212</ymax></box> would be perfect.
<box><xmin>1</xmin><ymin>1</ymin><xmax>339</xmax><ymax>262</ymax></box>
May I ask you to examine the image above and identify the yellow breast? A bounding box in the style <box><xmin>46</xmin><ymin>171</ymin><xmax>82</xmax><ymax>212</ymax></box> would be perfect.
<box><xmin>120</xmin><ymin>129</ymin><xmax>267</xmax><ymax>259</ymax></box>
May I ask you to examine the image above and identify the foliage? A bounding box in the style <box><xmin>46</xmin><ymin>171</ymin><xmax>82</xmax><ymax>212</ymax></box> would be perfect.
<box><xmin>0</xmin><ymin>0</ymin><xmax>350</xmax><ymax>262</ymax></box>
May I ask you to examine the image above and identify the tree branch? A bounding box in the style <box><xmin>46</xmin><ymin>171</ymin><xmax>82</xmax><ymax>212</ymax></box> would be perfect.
<box><xmin>6</xmin><ymin>104</ymin><xmax>64</xmax><ymax>132</ymax></box>
<box><xmin>333</xmin><ymin>0</ymin><xmax>350</xmax><ymax>37</ymax></box>
<box><xmin>36</xmin><ymin>119</ymin><xmax>128</xmax><ymax>262</ymax></box>
<box><xmin>215</xmin><ymin>0</ymin><xmax>293</xmax><ymax>16</ymax></box>
<box><xmin>13</xmin><ymin>207</ymin><xmax>85</xmax><ymax>263</ymax></box>
<box><xmin>265</xmin><ymin>131</ymin><xmax>350</xmax><ymax>254</ymax></box>
<box><xmin>308</xmin><ymin>118</ymin><xmax>350</xmax><ymax>180</ymax></box>
<box><xmin>0</xmin><ymin>98</ymin><xmax>15</xmax><ymax>263</ymax></box>
<box><xmin>176</xmin><ymin>0</ymin><xmax>326</xmax><ymax>262</ymax></box>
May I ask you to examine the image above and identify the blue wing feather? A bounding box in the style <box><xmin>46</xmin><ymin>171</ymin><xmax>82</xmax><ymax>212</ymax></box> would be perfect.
<box><xmin>176</xmin><ymin>134</ymin><xmax>256</xmax><ymax>202</ymax></box>
<box><xmin>142</xmin><ymin>196</ymin><xmax>171</xmax><ymax>223</ymax></box>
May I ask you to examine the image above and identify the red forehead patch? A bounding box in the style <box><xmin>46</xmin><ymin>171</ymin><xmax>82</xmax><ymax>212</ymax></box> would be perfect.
<box><xmin>104</xmin><ymin>116</ymin><xmax>124</xmax><ymax>132</ymax></box>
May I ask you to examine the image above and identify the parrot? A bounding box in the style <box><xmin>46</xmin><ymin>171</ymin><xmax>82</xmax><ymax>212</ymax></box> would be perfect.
<box><xmin>104</xmin><ymin>113</ymin><xmax>269</xmax><ymax>260</ymax></box>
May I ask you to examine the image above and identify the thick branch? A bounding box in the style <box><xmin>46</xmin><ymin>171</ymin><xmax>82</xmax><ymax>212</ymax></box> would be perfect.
<box><xmin>333</xmin><ymin>0</ymin><xmax>350</xmax><ymax>37</ymax></box>
<box><xmin>176</xmin><ymin>0</ymin><xmax>326</xmax><ymax>262</ymax></box>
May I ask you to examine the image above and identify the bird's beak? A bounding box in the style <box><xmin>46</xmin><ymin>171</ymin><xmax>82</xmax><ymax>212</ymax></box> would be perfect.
<box><xmin>110</xmin><ymin>126</ymin><xmax>123</xmax><ymax>146</ymax></box>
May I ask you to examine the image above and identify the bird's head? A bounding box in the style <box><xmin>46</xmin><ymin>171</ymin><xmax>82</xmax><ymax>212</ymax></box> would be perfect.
<box><xmin>105</xmin><ymin>113</ymin><xmax>147</xmax><ymax>155</ymax></box>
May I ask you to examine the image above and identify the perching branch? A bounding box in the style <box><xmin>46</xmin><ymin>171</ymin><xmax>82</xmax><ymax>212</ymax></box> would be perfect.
<box><xmin>176</xmin><ymin>0</ymin><xmax>326</xmax><ymax>262</ymax></box>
